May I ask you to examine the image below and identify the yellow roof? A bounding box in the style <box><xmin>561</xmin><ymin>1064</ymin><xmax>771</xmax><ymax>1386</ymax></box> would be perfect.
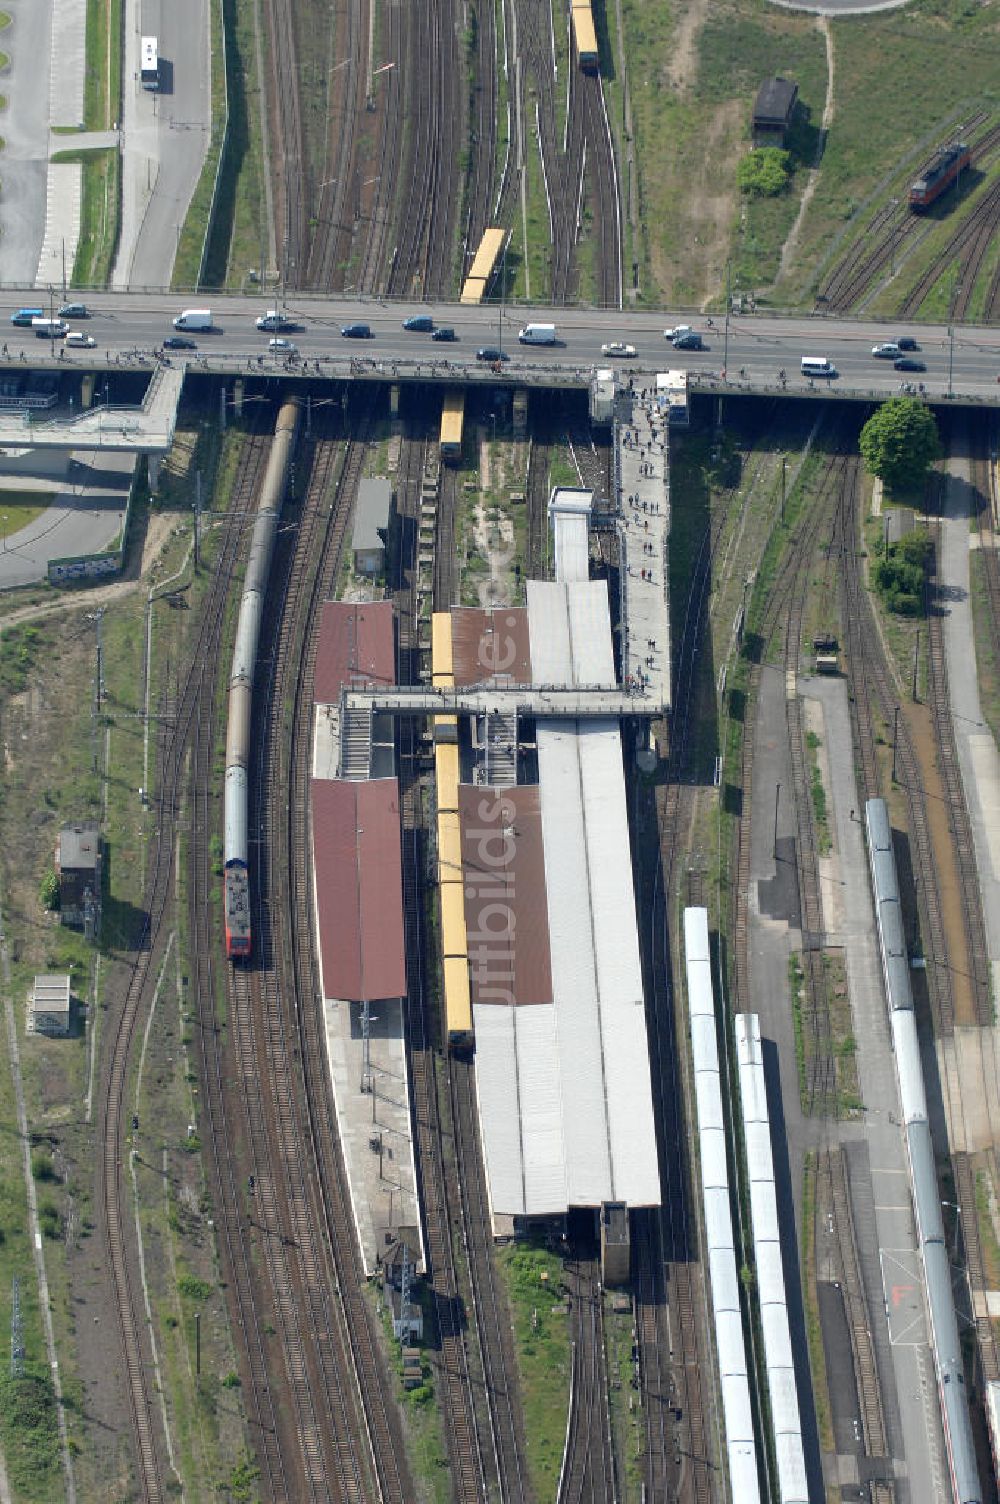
<box><xmin>443</xmin><ymin>956</ymin><xmax>472</xmax><ymax>1036</ymax></box>
<box><xmin>432</xmin><ymin>611</ymin><xmax>454</xmax><ymax>676</ymax></box>
<box><xmin>435</xmin><ymin>741</ymin><xmax>460</xmax><ymax>809</ymax></box>
<box><xmin>440</xmin><ymin>880</ymin><xmax>468</xmax><ymax>957</ymax></box>
<box><xmin>438</xmin><ymin>810</ymin><xmax>464</xmax><ymax>884</ymax></box>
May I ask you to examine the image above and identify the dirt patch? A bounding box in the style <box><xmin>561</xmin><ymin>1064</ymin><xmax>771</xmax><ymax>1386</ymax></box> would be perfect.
<box><xmin>648</xmin><ymin>98</ymin><xmax>744</xmax><ymax>303</ymax></box>
<box><xmin>665</xmin><ymin>0</ymin><xmax>711</xmax><ymax>93</ymax></box>
<box><xmin>778</xmin><ymin>17</ymin><xmax>834</xmax><ymax>286</ymax></box>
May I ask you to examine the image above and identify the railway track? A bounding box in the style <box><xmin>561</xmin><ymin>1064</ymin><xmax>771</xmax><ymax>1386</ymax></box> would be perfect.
<box><xmin>395</xmin><ymin>423</ymin><xmax>506</xmax><ymax>1500</ymax></box>
<box><xmin>817</xmin><ymin>116</ymin><xmax>1000</xmax><ymax>314</ymax></box>
<box><xmin>579</xmin><ymin>74</ymin><xmax>623</xmax><ymax>308</ymax></box>
<box><xmin>558</xmin><ymin>1219</ymin><xmax>615</xmax><ymax>1504</ymax></box>
<box><xmin>99</xmin><ymin>427</ymin><xmax>276</xmax><ymax>1501</ymax></box>
<box><xmin>899</xmin><ymin>174</ymin><xmax>1000</xmax><ymax>320</ymax></box>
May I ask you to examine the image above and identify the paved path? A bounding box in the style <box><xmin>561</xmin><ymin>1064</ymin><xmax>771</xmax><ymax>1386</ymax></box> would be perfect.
<box><xmin>0</xmin><ymin>0</ymin><xmax>55</xmax><ymax>283</ymax></box>
<box><xmin>803</xmin><ymin>676</ymin><xmax>945</xmax><ymax>1504</ymax></box>
<box><xmin>0</xmin><ymin>450</ymin><xmax>132</xmax><ymax>588</ymax></box>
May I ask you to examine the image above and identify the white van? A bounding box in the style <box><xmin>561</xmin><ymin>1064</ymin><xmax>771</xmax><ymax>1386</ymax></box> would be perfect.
<box><xmin>800</xmin><ymin>356</ymin><xmax>837</xmax><ymax>378</ymax></box>
<box><xmin>173</xmin><ymin>309</ymin><xmax>214</xmax><ymax>331</ymax></box>
<box><xmin>518</xmin><ymin>322</ymin><xmax>557</xmax><ymax>345</ymax></box>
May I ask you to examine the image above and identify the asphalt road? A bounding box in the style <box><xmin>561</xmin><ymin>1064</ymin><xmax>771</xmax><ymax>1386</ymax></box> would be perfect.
<box><xmin>0</xmin><ymin>0</ymin><xmax>54</xmax><ymax>283</ymax></box>
<box><xmin>1</xmin><ymin>294</ymin><xmax>996</xmax><ymax>401</ymax></box>
<box><xmin>115</xmin><ymin>0</ymin><xmax>213</xmax><ymax>287</ymax></box>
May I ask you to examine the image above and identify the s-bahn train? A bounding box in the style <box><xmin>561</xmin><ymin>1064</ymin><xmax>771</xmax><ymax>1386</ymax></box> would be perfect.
<box><xmin>224</xmin><ymin>398</ymin><xmax>300</xmax><ymax>959</ymax></box>
<box><xmin>864</xmin><ymin>799</ymin><xmax>983</xmax><ymax>1504</ymax></box>
<box><xmin>909</xmin><ymin>141</ymin><xmax>970</xmax><ymax>211</ymax></box>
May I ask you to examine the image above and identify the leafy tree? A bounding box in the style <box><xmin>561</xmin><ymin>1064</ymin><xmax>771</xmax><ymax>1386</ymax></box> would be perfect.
<box><xmin>737</xmin><ymin>148</ymin><xmax>792</xmax><ymax>198</ymax></box>
<box><xmin>859</xmin><ymin>398</ymin><xmax>941</xmax><ymax>492</ymax></box>
<box><xmin>873</xmin><ymin>526</ymin><xmax>932</xmax><ymax>615</ymax></box>
<box><xmin>39</xmin><ymin>871</ymin><xmax>59</xmax><ymax>911</ymax></box>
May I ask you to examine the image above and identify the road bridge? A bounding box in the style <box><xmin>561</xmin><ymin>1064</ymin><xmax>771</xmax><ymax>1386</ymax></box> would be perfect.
<box><xmin>0</xmin><ymin>289</ymin><xmax>995</xmax><ymax>404</ymax></box>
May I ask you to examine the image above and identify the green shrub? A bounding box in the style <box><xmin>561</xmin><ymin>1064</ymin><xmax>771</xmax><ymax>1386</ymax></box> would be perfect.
<box><xmin>0</xmin><ymin>1367</ymin><xmax>61</xmax><ymax>1493</ymax></box>
<box><xmin>177</xmin><ymin>1274</ymin><xmax>213</xmax><ymax>1301</ymax></box>
<box><xmin>39</xmin><ymin>871</ymin><xmax>60</xmax><ymax>912</ymax></box>
<box><xmin>737</xmin><ymin>147</ymin><xmax>791</xmax><ymax>198</ymax></box>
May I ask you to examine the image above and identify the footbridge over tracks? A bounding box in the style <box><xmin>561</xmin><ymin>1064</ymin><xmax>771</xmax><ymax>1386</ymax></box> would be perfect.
<box><xmin>341</xmin><ymin>683</ymin><xmax>660</xmax><ymax>719</ymax></box>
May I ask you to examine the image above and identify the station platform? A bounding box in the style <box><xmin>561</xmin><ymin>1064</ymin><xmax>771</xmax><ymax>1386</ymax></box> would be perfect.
<box><xmin>616</xmin><ymin>384</ymin><xmax>671</xmax><ymax>710</ymax></box>
<box><xmin>319</xmin><ymin>996</ymin><xmax>422</xmax><ymax>1276</ymax></box>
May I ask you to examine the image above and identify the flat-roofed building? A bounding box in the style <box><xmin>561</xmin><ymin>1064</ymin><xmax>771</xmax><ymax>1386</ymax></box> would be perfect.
<box><xmin>56</xmin><ymin>822</ymin><xmax>101</xmax><ymax>932</ymax></box>
<box><xmin>30</xmin><ymin>974</ymin><xmax>71</xmax><ymax>1036</ymax></box>
<box><xmin>352</xmin><ymin>478</ymin><xmax>393</xmax><ymax>576</ymax></box>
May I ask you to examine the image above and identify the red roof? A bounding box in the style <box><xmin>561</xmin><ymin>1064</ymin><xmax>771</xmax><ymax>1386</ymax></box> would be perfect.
<box><xmin>458</xmin><ymin>783</ymin><xmax>552</xmax><ymax>1006</ymax></box>
<box><xmin>311</xmin><ymin>779</ymin><xmax>406</xmax><ymax>1000</ymax></box>
<box><xmin>451</xmin><ymin>608</ymin><xmax>531</xmax><ymax>686</ymax></box>
<box><xmin>314</xmin><ymin>601</ymin><xmax>395</xmax><ymax>703</ymax></box>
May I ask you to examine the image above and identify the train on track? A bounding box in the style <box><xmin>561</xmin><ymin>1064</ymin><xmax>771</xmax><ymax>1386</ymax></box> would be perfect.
<box><xmin>910</xmin><ymin>141</ymin><xmax>970</xmax><ymax>211</ymax></box>
<box><xmin>440</xmin><ymin>389</ymin><xmax>465</xmax><ymax>463</ymax></box>
<box><xmin>570</xmin><ymin>0</ymin><xmax>599</xmax><ymax>70</ymax></box>
<box><xmin>224</xmin><ymin>398</ymin><xmax>301</xmax><ymax>960</ymax></box>
<box><xmin>460</xmin><ymin>227</ymin><xmax>506</xmax><ymax>305</ymax></box>
<box><xmin>432</xmin><ymin>612</ymin><xmax>472</xmax><ymax>1046</ymax></box>
<box><xmin>864</xmin><ymin>798</ymin><xmax>983</xmax><ymax>1504</ymax></box>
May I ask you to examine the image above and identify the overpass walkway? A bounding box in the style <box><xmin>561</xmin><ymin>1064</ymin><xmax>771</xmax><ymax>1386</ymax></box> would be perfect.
<box><xmin>341</xmin><ymin>684</ymin><xmax>653</xmax><ymax>719</ymax></box>
<box><xmin>617</xmin><ymin>382</ymin><xmax>671</xmax><ymax>708</ymax></box>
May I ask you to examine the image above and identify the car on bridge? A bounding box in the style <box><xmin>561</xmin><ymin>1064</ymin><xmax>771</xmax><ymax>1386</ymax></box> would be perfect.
<box><xmin>894</xmin><ymin>357</ymin><xmax>926</xmax><ymax>372</ymax></box>
<box><xmin>672</xmin><ymin>332</ymin><xmax>704</xmax><ymax>351</ymax></box>
<box><xmin>64</xmin><ymin>331</ymin><xmax>96</xmax><ymax>349</ymax></box>
<box><xmin>59</xmin><ymin>302</ymin><xmax>90</xmax><ymax>319</ymax></box>
<box><xmin>664</xmin><ymin>324</ymin><xmax>693</xmax><ymax>341</ymax></box>
<box><xmin>601</xmin><ymin>342</ymin><xmax>636</xmax><ymax>358</ymax></box>
<box><xmin>872</xmin><ymin>343</ymin><xmax>901</xmax><ymax>358</ymax></box>
<box><xmin>163</xmin><ymin>336</ymin><xmax>197</xmax><ymax>350</ymax></box>
<box><xmin>341</xmin><ymin>323</ymin><xmax>373</xmax><ymax>339</ymax></box>
<box><xmin>897</xmin><ymin>336</ymin><xmax>920</xmax><ymax>351</ymax></box>
<box><xmin>432</xmin><ymin>327</ymin><xmax>457</xmax><ymax>342</ymax></box>
<box><xmin>403</xmin><ymin>315</ymin><xmax>434</xmax><ymax>332</ymax></box>
<box><xmin>476</xmin><ymin>347</ymin><xmax>509</xmax><ymax>362</ymax></box>
<box><xmin>268</xmin><ymin>337</ymin><xmax>298</xmax><ymax>355</ymax></box>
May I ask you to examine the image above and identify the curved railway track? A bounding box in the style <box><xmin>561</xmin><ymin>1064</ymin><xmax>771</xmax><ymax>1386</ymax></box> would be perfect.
<box><xmin>899</xmin><ymin>175</ymin><xmax>1000</xmax><ymax>320</ymax></box>
<box><xmin>818</xmin><ymin>118</ymin><xmax>1000</xmax><ymax>314</ymax></box>
<box><xmin>99</xmin><ymin>428</ymin><xmax>274</xmax><ymax>1501</ymax></box>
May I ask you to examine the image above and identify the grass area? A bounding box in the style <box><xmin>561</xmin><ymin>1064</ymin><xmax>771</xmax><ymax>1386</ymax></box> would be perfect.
<box><xmin>784</xmin><ymin>9</ymin><xmax>999</xmax><ymax>304</ymax></box>
<box><xmin>496</xmin><ymin>1239</ymin><xmax>571</xmax><ymax>1498</ymax></box>
<box><xmin>173</xmin><ymin>0</ymin><xmax>227</xmax><ymax>288</ymax></box>
<box><xmin>824</xmin><ymin>951</ymin><xmax>862</xmax><ymax>1115</ymax></box>
<box><xmin>83</xmin><ymin>0</ymin><xmax>122</xmax><ymax>131</ymax></box>
<box><xmin>220</xmin><ymin>0</ymin><xmax>270</xmax><ymax>287</ymax></box>
<box><xmin>975</xmin><ymin>1169</ymin><xmax>1000</xmax><ymax>1289</ymax></box>
<box><xmin>0</xmin><ymin>494</ymin><xmax>55</xmax><ymax>542</ymax></box>
<box><xmin>788</xmin><ymin>952</ymin><xmax>806</xmax><ymax>1106</ymax></box>
<box><xmin>604</xmin><ymin>1293</ymin><xmax>644</xmax><ymax>1500</ymax></box>
<box><xmin>368</xmin><ymin>1287</ymin><xmax>450</xmax><ymax>1504</ymax></box>
<box><xmin>968</xmin><ymin>550</ymin><xmax>1000</xmax><ymax>750</ymax></box>
<box><xmin>50</xmin><ymin>147</ymin><xmax>120</xmax><ymax>287</ymax></box>
<box><xmin>619</xmin><ymin>0</ymin><xmax>826</xmax><ymax>306</ymax></box>
<box><xmin>799</xmin><ymin>1153</ymin><xmax>835</xmax><ymax>1454</ymax></box>
<box><xmin>805</xmin><ymin>730</ymin><xmax>831</xmax><ymax>855</ymax></box>
<box><xmin>508</xmin><ymin>132</ymin><xmax>551</xmax><ymax>302</ymax></box>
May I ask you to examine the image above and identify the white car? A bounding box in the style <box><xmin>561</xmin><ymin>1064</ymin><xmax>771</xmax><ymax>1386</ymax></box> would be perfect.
<box><xmin>872</xmin><ymin>343</ymin><xmax>901</xmax><ymax>358</ymax></box>
<box><xmin>664</xmin><ymin>324</ymin><xmax>692</xmax><ymax>341</ymax></box>
<box><xmin>64</xmin><ymin>330</ymin><xmax>96</xmax><ymax>348</ymax></box>
<box><xmin>601</xmin><ymin>341</ymin><xmax>636</xmax><ymax>358</ymax></box>
<box><xmin>268</xmin><ymin>337</ymin><xmax>298</xmax><ymax>354</ymax></box>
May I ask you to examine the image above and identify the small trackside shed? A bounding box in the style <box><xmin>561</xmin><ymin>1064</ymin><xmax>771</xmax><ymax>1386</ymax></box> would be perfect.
<box><xmin>752</xmin><ymin>78</ymin><xmax>798</xmax><ymax>145</ymax></box>
<box><xmin>57</xmin><ymin>822</ymin><xmax>101</xmax><ymax>931</ymax></box>
<box><xmin>352</xmin><ymin>478</ymin><xmax>394</xmax><ymax>577</ymax></box>
<box><xmin>30</xmin><ymin>974</ymin><xmax>71</xmax><ymax>1036</ymax></box>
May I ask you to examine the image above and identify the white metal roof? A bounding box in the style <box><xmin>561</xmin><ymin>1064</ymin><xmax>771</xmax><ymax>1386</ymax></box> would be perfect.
<box><xmin>684</xmin><ymin>905</ymin><xmax>711</xmax><ymax>964</ymax></box>
<box><xmin>728</xmin><ymin>1444</ymin><xmax>762</xmax><ymax>1504</ymax></box>
<box><xmin>686</xmin><ymin>958</ymin><xmax>715</xmax><ymax>1020</ymax></box>
<box><xmin>709</xmin><ymin>1245</ymin><xmax>741</xmax><ymax>1314</ymax></box>
<box><xmin>552</xmin><ymin>511</ymin><xmax>589</xmax><ymax>583</ymax></box>
<box><xmin>691</xmin><ymin>1013</ymin><xmax>720</xmax><ymax>1072</ymax></box>
<box><xmin>465</xmin><ymin>578</ymin><xmax>660</xmax><ymax>1219</ymax></box>
<box><xmin>700</xmin><ymin>1127</ymin><xmax>729</xmax><ymax>1192</ymax></box>
<box><xmin>755</xmin><ymin>1239</ymin><xmax>787</xmax><ymax>1308</ymax></box>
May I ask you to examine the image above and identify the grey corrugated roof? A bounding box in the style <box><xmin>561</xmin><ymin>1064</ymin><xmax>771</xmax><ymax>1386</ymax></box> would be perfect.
<box><xmin>352</xmin><ymin>478</ymin><xmax>392</xmax><ymax>553</ymax></box>
<box><xmin>32</xmin><ymin>974</ymin><xmax>70</xmax><ymax>1011</ymax></box>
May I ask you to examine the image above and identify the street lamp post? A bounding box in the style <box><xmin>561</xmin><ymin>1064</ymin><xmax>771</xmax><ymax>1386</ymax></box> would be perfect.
<box><xmin>947</xmin><ymin>324</ymin><xmax>955</xmax><ymax>399</ymax></box>
<box><xmin>723</xmin><ymin>260</ymin><xmax>732</xmax><ymax>381</ymax></box>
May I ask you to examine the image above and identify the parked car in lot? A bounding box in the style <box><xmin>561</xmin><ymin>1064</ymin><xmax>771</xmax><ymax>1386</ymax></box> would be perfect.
<box><xmin>872</xmin><ymin>343</ymin><xmax>901</xmax><ymax>358</ymax></box>
<box><xmin>431</xmin><ymin>327</ymin><xmax>457</xmax><ymax>342</ymax></box>
<box><xmin>163</xmin><ymin>336</ymin><xmax>197</xmax><ymax>350</ymax></box>
<box><xmin>64</xmin><ymin>330</ymin><xmax>96</xmax><ymax>348</ymax></box>
<box><xmin>894</xmin><ymin>357</ymin><xmax>926</xmax><ymax>372</ymax></box>
<box><xmin>601</xmin><ymin>341</ymin><xmax>636</xmax><ymax>357</ymax></box>
<box><xmin>268</xmin><ymin>337</ymin><xmax>298</xmax><ymax>354</ymax></box>
<box><xmin>476</xmin><ymin>347</ymin><xmax>509</xmax><ymax>362</ymax></box>
<box><xmin>341</xmin><ymin>323</ymin><xmax>372</xmax><ymax>338</ymax></box>
<box><xmin>58</xmin><ymin>302</ymin><xmax>89</xmax><ymax>319</ymax></box>
<box><xmin>403</xmin><ymin>315</ymin><xmax>434</xmax><ymax>332</ymax></box>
